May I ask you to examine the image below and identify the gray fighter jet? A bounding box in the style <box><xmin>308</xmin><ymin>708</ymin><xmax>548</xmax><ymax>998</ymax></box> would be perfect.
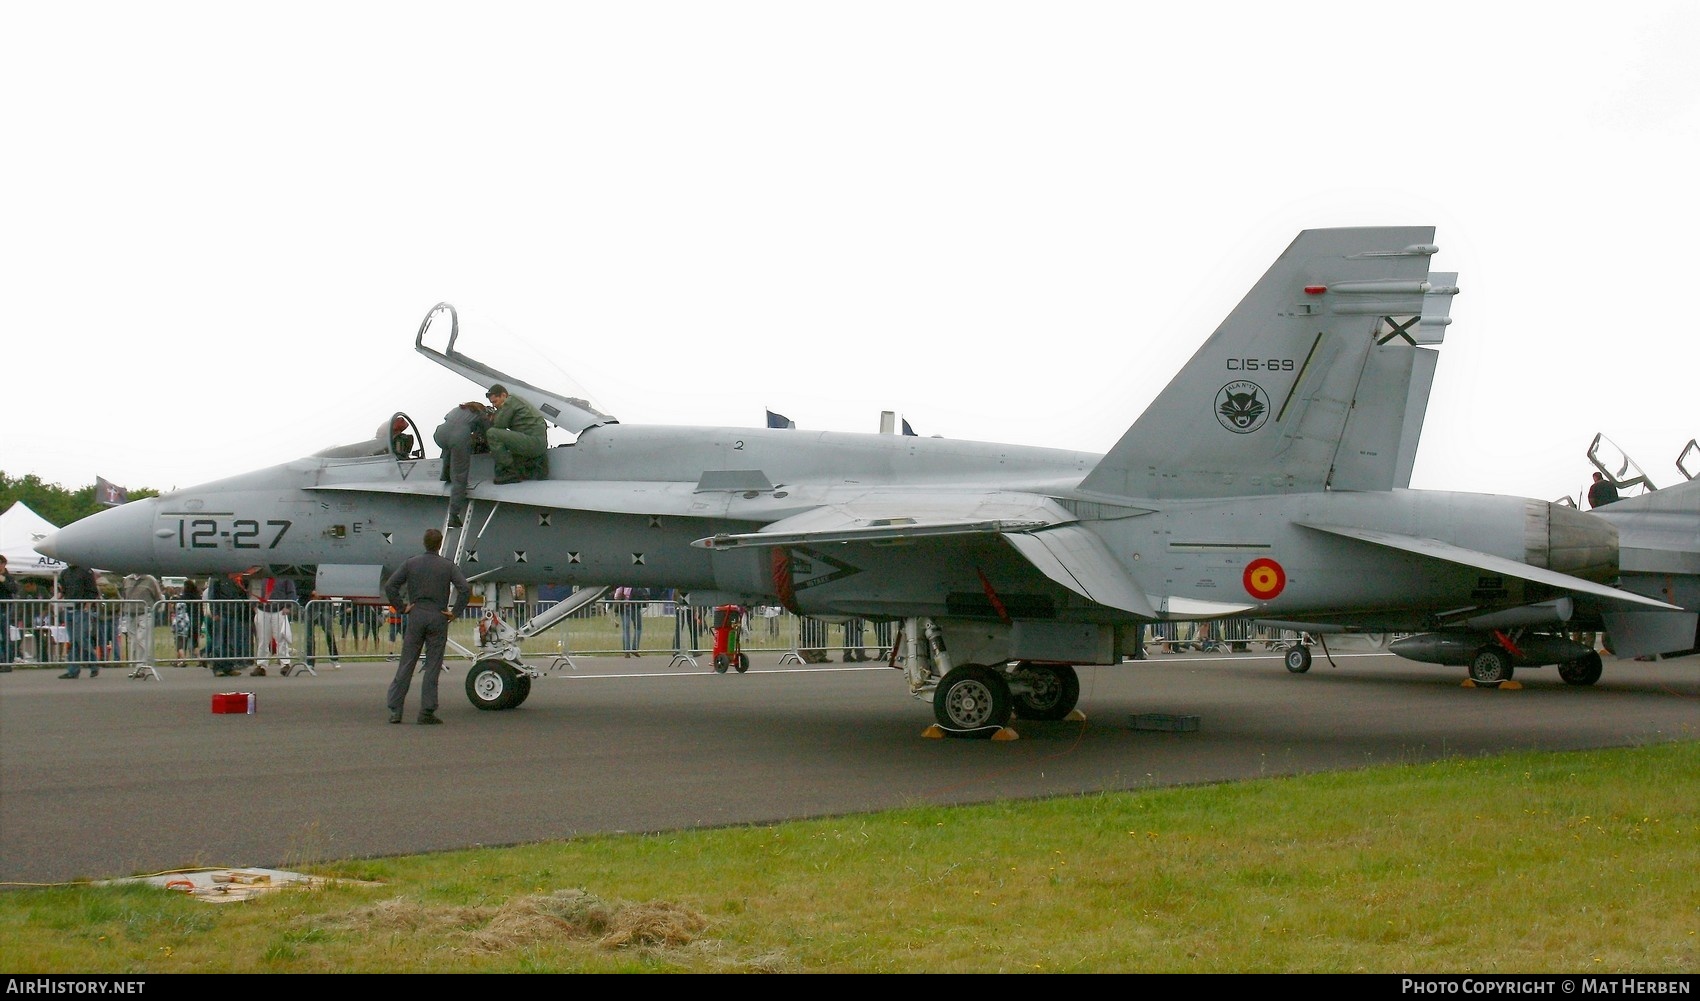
<box><xmin>40</xmin><ymin>227</ymin><xmax>1688</xmax><ymax>737</ymax></box>
<box><xmin>1372</xmin><ymin>438</ymin><xmax>1699</xmax><ymax>684</ymax></box>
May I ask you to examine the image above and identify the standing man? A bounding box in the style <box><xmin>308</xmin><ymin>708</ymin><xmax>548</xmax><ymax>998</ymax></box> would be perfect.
<box><xmin>1587</xmin><ymin>472</ymin><xmax>1619</xmax><ymax>509</ymax></box>
<box><xmin>842</xmin><ymin>617</ymin><xmax>868</xmax><ymax>661</ymax></box>
<box><xmin>250</xmin><ymin>573</ymin><xmax>298</xmax><ymax>676</ymax></box>
<box><xmin>207</xmin><ymin>569</ymin><xmax>257</xmax><ymax>677</ymax></box>
<box><xmin>483</xmin><ymin>383</ymin><xmax>549</xmax><ymax>484</ymax></box>
<box><xmin>56</xmin><ymin>563</ymin><xmax>101</xmax><ymax>678</ymax></box>
<box><xmin>435</xmin><ymin>401</ymin><xmax>493</xmax><ymax>528</ymax></box>
<box><xmin>671</xmin><ymin>589</ymin><xmax>701</xmax><ymax>655</ymax></box>
<box><xmin>613</xmin><ymin>585</ymin><xmax>648</xmax><ymax>656</ymax></box>
<box><xmin>119</xmin><ymin>573</ymin><xmax>166</xmax><ymax>669</ymax></box>
<box><xmin>0</xmin><ymin>555</ymin><xmax>16</xmax><ymax>669</ymax></box>
<box><xmin>303</xmin><ymin>589</ymin><xmax>341</xmax><ymax>671</ymax></box>
<box><xmin>383</xmin><ymin>527</ymin><xmax>471</xmax><ymax>725</ymax></box>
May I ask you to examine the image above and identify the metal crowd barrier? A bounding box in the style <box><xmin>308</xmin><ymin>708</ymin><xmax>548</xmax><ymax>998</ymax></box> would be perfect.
<box><xmin>0</xmin><ymin>598</ymin><xmax>1314</xmax><ymax>677</ymax></box>
<box><xmin>1</xmin><ymin>598</ymin><xmax>157</xmax><ymax>674</ymax></box>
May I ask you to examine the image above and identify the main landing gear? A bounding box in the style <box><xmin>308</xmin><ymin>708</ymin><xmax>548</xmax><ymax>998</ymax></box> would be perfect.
<box><xmin>929</xmin><ymin>662</ymin><xmax>1081</xmax><ymax>738</ymax></box>
<box><xmin>1467</xmin><ymin>645</ymin><xmax>1514</xmax><ymax>686</ymax></box>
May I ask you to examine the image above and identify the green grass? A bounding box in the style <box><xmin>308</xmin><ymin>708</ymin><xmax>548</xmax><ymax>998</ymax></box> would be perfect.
<box><xmin>2</xmin><ymin>742</ymin><xmax>1696</xmax><ymax>973</ymax></box>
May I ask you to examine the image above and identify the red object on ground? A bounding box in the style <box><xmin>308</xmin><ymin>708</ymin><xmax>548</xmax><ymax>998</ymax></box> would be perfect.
<box><xmin>212</xmin><ymin>692</ymin><xmax>256</xmax><ymax>714</ymax></box>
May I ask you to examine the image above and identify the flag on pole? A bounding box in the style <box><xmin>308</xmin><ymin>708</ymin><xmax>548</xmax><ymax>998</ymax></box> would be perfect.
<box><xmin>95</xmin><ymin>477</ymin><xmax>128</xmax><ymax>506</ymax></box>
<box><xmin>766</xmin><ymin>410</ymin><xmax>796</xmax><ymax>429</ymax></box>
<box><xmin>901</xmin><ymin>418</ymin><xmax>917</xmax><ymax>436</ymax></box>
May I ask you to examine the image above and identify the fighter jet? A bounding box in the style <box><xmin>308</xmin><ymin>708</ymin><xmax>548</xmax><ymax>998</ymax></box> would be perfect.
<box><xmin>1369</xmin><ymin>437</ymin><xmax>1698</xmax><ymax>685</ymax></box>
<box><xmin>1275</xmin><ymin>431</ymin><xmax>1700</xmax><ymax>686</ymax></box>
<box><xmin>40</xmin><ymin>226</ymin><xmax>1686</xmax><ymax>737</ymax></box>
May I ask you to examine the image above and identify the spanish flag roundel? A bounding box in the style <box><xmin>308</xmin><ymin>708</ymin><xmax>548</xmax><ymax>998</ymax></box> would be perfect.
<box><xmin>1243</xmin><ymin>558</ymin><xmax>1286</xmax><ymax>600</ymax></box>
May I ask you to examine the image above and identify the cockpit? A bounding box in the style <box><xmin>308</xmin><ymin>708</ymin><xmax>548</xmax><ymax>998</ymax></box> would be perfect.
<box><xmin>313</xmin><ymin>412</ymin><xmax>427</xmax><ymax>463</ymax></box>
<box><xmin>387</xmin><ymin>414</ymin><xmax>424</xmax><ymax>461</ymax></box>
<box><xmin>309</xmin><ymin>303</ymin><xmax>618</xmax><ymax>467</ymax></box>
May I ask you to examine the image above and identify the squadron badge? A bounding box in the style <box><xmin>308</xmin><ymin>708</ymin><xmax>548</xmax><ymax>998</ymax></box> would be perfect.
<box><xmin>1215</xmin><ymin>381</ymin><xmax>1268</xmax><ymax>433</ymax></box>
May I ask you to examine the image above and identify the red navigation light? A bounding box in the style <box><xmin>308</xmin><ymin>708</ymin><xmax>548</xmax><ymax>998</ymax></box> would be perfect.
<box><xmin>1303</xmin><ymin>285</ymin><xmax>1327</xmax><ymax>295</ymax></box>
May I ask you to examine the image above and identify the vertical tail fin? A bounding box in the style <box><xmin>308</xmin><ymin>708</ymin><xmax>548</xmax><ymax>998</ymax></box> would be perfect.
<box><xmin>1078</xmin><ymin>227</ymin><xmax>1439</xmax><ymax>500</ymax></box>
<box><xmin>1331</xmin><ymin>271</ymin><xmax>1458</xmax><ymax>491</ymax></box>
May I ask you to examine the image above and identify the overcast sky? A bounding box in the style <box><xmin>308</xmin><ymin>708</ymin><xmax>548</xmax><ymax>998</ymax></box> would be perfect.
<box><xmin>6</xmin><ymin>2</ymin><xmax>1697</xmax><ymax>512</ymax></box>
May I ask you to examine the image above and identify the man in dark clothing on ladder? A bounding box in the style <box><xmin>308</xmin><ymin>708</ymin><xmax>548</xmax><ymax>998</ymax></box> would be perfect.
<box><xmin>435</xmin><ymin>401</ymin><xmax>493</xmax><ymax>528</ymax></box>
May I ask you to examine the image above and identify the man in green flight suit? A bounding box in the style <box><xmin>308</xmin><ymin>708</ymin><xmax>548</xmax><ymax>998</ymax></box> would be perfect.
<box><xmin>484</xmin><ymin>384</ymin><xmax>550</xmax><ymax>483</ymax></box>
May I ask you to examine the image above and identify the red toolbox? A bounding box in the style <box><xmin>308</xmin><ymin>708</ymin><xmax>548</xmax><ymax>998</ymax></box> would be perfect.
<box><xmin>212</xmin><ymin>692</ymin><xmax>256</xmax><ymax>714</ymax></box>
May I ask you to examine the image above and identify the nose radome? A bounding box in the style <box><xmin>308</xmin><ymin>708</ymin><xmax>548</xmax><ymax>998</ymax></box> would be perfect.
<box><xmin>36</xmin><ymin>497</ymin><xmax>162</xmax><ymax>574</ymax></box>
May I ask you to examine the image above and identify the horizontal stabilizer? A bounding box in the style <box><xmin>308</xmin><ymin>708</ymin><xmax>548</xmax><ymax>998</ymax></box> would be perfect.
<box><xmin>1298</xmin><ymin>522</ymin><xmax>1682</xmax><ymax>611</ymax></box>
<box><xmin>1000</xmin><ymin>525</ymin><xmax>1158</xmax><ymax>617</ymax></box>
<box><xmin>1600</xmin><ymin>608</ymin><xmax>1699</xmax><ymax>659</ymax></box>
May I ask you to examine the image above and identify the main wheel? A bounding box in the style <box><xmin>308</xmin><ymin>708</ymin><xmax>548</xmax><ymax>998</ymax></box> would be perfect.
<box><xmin>713</xmin><ymin>654</ymin><xmax>728</xmax><ymax>674</ymax></box>
<box><xmin>1284</xmin><ymin>645</ymin><xmax>1312</xmax><ymax>673</ymax></box>
<box><xmin>1010</xmin><ymin>663</ymin><xmax>1080</xmax><ymax>721</ymax></box>
<box><xmin>932</xmin><ymin>665</ymin><xmax>1013</xmax><ymax>737</ymax></box>
<box><xmin>735</xmin><ymin>652</ymin><xmax>750</xmax><ymax>673</ymax></box>
<box><xmin>1468</xmin><ymin>646</ymin><xmax>1514</xmax><ymax>685</ymax></box>
<box><xmin>1558</xmin><ymin>650</ymin><xmax>1603</xmax><ymax>686</ymax></box>
<box><xmin>466</xmin><ymin>660</ymin><xmax>525</xmax><ymax>710</ymax></box>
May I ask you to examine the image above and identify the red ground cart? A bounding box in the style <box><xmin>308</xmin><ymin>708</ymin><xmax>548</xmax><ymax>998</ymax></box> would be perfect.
<box><xmin>710</xmin><ymin>604</ymin><xmax>749</xmax><ymax>673</ymax></box>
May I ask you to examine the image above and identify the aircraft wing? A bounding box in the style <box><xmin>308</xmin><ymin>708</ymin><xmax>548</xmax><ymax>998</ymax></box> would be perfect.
<box><xmin>1297</xmin><ymin>522</ymin><xmax>1682</xmax><ymax>610</ymax></box>
<box><xmin>1000</xmin><ymin>526</ymin><xmax>1159</xmax><ymax>616</ymax></box>
<box><xmin>692</xmin><ymin>493</ymin><xmax>1165</xmax><ymax>617</ymax></box>
<box><xmin>692</xmin><ymin>491</ymin><xmax>1070</xmax><ymax>549</ymax></box>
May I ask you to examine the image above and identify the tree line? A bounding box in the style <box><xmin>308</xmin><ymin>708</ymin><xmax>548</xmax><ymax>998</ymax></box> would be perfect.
<box><xmin>0</xmin><ymin>472</ymin><xmax>158</xmax><ymax>528</ymax></box>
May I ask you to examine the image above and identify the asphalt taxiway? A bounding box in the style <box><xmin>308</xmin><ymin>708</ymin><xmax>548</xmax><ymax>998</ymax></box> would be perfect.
<box><xmin>2</xmin><ymin>650</ymin><xmax>1695</xmax><ymax>886</ymax></box>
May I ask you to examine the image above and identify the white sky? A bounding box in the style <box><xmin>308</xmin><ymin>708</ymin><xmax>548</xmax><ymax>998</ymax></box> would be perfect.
<box><xmin>6</xmin><ymin>2</ymin><xmax>1698</xmax><ymax>508</ymax></box>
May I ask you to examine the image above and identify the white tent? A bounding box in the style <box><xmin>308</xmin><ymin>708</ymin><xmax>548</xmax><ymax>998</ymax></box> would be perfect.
<box><xmin>0</xmin><ymin>501</ymin><xmax>68</xmax><ymax>578</ymax></box>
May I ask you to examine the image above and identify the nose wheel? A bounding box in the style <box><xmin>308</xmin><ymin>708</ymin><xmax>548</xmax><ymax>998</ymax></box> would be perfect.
<box><xmin>466</xmin><ymin>660</ymin><xmax>532</xmax><ymax>710</ymax></box>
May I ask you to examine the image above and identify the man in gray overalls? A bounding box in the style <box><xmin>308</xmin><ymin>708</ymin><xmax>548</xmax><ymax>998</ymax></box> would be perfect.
<box><xmin>383</xmin><ymin>528</ymin><xmax>472</xmax><ymax>725</ymax></box>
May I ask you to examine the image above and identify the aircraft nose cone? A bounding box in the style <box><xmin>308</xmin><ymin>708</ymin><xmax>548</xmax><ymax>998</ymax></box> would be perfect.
<box><xmin>37</xmin><ymin>497</ymin><xmax>162</xmax><ymax>573</ymax></box>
